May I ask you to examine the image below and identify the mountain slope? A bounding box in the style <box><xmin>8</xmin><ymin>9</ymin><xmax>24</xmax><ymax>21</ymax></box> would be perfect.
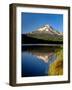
<box><xmin>32</xmin><ymin>24</ymin><xmax>63</xmax><ymax>36</ymax></box>
<box><xmin>22</xmin><ymin>24</ymin><xmax>63</xmax><ymax>44</ymax></box>
<box><xmin>22</xmin><ymin>34</ymin><xmax>63</xmax><ymax>44</ymax></box>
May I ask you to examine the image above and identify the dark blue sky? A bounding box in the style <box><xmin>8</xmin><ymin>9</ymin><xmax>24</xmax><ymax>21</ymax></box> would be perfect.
<box><xmin>21</xmin><ymin>12</ymin><xmax>63</xmax><ymax>33</ymax></box>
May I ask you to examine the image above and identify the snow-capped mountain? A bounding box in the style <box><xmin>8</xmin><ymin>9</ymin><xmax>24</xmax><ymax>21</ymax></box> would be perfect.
<box><xmin>32</xmin><ymin>24</ymin><xmax>63</xmax><ymax>36</ymax></box>
<box><xmin>23</xmin><ymin>24</ymin><xmax>63</xmax><ymax>43</ymax></box>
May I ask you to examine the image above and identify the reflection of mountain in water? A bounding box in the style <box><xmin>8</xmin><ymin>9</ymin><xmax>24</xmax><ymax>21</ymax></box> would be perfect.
<box><xmin>22</xmin><ymin>46</ymin><xmax>63</xmax><ymax>77</ymax></box>
<box><xmin>27</xmin><ymin>51</ymin><xmax>54</xmax><ymax>63</ymax></box>
<box><xmin>23</xmin><ymin>46</ymin><xmax>56</xmax><ymax>63</ymax></box>
<box><xmin>37</xmin><ymin>54</ymin><xmax>50</xmax><ymax>63</ymax></box>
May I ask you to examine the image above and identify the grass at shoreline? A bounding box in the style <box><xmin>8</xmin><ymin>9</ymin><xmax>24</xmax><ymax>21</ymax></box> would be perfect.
<box><xmin>48</xmin><ymin>47</ymin><xmax>63</xmax><ymax>75</ymax></box>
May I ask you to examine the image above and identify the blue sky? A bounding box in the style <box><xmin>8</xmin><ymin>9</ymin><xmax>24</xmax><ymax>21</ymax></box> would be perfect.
<box><xmin>21</xmin><ymin>12</ymin><xmax>63</xmax><ymax>33</ymax></box>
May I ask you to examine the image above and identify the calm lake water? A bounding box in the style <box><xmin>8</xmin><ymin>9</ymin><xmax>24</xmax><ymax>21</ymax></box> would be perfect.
<box><xmin>21</xmin><ymin>46</ymin><xmax>62</xmax><ymax>77</ymax></box>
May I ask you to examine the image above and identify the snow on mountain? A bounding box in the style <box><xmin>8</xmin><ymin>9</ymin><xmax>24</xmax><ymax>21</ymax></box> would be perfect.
<box><xmin>37</xmin><ymin>24</ymin><xmax>53</xmax><ymax>34</ymax></box>
<box><xmin>23</xmin><ymin>24</ymin><xmax>63</xmax><ymax>43</ymax></box>
<box><xmin>33</xmin><ymin>24</ymin><xmax>63</xmax><ymax>36</ymax></box>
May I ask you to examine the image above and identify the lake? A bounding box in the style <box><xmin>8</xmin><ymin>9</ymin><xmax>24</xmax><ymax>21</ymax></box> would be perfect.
<box><xmin>21</xmin><ymin>45</ymin><xmax>63</xmax><ymax>77</ymax></box>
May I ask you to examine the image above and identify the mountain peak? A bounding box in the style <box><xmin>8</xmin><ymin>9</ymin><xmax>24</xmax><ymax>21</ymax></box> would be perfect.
<box><xmin>37</xmin><ymin>24</ymin><xmax>51</xmax><ymax>32</ymax></box>
<box><xmin>36</xmin><ymin>24</ymin><xmax>62</xmax><ymax>36</ymax></box>
<box><xmin>25</xmin><ymin>24</ymin><xmax>63</xmax><ymax>36</ymax></box>
<box><xmin>44</xmin><ymin>24</ymin><xmax>50</xmax><ymax>28</ymax></box>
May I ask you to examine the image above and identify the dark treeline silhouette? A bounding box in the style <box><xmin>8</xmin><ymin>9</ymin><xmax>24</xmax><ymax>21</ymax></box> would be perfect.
<box><xmin>22</xmin><ymin>34</ymin><xmax>63</xmax><ymax>44</ymax></box>
<box><xmin>22</xmin><ymin>45</ymin><xmax>62</xmax><ymax>51</ymax></box>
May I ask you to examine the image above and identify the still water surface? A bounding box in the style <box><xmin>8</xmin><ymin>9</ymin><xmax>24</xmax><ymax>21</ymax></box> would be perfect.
<box><xmin>22</xmin><ymin>46</ymin><xmax>61</xmax><ymax>77</ymax></box>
